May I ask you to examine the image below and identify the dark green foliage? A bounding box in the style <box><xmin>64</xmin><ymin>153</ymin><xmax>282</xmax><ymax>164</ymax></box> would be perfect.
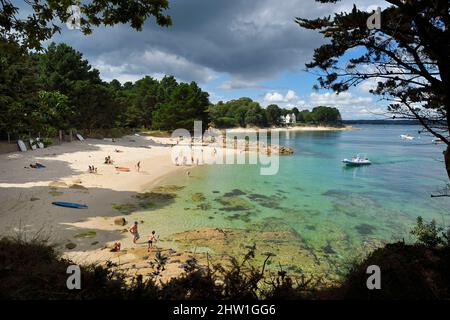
<box><xmin>310</xmin><ymin>106</ymin><xmax>342</xmax><ymax>124</ymax></box>
<box><xmin>0</xmin><ymin>237</ymin><xmax>125</xmax><ymax>299</ymax></box>
<box><xmin>341</xmin><ymin>242</ymin><xmax>450</xmax><ymax>299</ymax></box>
<box><xmin>0</xmin><ymin>0</ymin><xmax>172</xmax><ymax>51</ymax></box>
<box><xmin>208</xmin><ymin>99</ymin><xmax>341</xmax><ymax>128</ymax></box>
<box><xmin>0</xmin><ymin>40</ymin><xmax>210</xmax><ymax>137</ymax></box>
<box><xmin>1</xmin><ymin>38</ymin><xmax>340</xmax><ymax>139</ymax></box>
<box><xmin>410</xmin><ymin>216</ymin><xmax>449</xmax><ymax>247</ymax></box>
<box><xmin>151</xmin><ymin>80</ymin><xmax>209</xmax><ymax>131</ymax></box>
<box><xmin>0</xmin><ymin>237</ymin><xmax>318</xmax><ymax>300</ymax></box>
<box><xmin>207</xmin><ymin>97</ymin><xmax>267</xmax><ymax>128</ymax></box>
<box><xmin>265</xmin><ymin>104</ymin><xmax>283</xmax><ymax>127</ymax></box>
<box><xmin>0</xmin><ymin>38</ymin><xmax>40</xmax><ymax>136</ymax></box>
<box><xmin>3</xmin><ymin>218</ymin><xmax>450</xmax><ymax>300</ymax></box>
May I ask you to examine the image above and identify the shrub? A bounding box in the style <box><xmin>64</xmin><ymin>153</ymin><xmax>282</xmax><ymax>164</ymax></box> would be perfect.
<box><xmin>410</xmin><ymin>216</ymin><xmax>444</xmax><ymax>247</ymax></box>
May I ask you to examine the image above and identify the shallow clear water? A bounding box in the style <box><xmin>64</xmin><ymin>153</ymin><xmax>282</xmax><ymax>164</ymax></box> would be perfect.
<box><xmin>132</xmin><ymin>125</ymin><xmax>450</xmax><ymax>277</ymax></box>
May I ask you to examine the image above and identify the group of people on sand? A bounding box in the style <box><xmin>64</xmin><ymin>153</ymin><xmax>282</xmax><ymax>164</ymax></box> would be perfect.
<box><xmin>128</xmin><ymin>221</ymin><xmax>158</xmax><ymax>252</ymax></box>
<box><xmin>109</xmin><ymin>222</ymin><xmax>158</xmax><ymax>253</ymax></box>
<box><xmin>173</xmin><ymin>147</ymin><xmax>206</xmax><ymax>167</ymax></box>
<box><xmin>104</xmin><ymin>155</ymin><xmax>114</xmax><ymax>164</ymax></box>
<box><xmin>88</xmin><ymin>165</ymin><xmax>97</xmax><ymax>173</ymax></box>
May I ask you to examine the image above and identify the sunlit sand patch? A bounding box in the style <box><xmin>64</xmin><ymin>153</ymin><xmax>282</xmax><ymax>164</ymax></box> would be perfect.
<box><xmin>48</xmin><ymin>188</ymin><xmax>63</xmax><ymax>196</ymax></box>
<box><xmin>48</xmin><ymin>181</ymin><xmax>68</xmax><ymax>188</ymax></box>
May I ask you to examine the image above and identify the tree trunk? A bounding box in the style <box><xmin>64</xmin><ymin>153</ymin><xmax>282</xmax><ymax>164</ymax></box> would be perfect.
<box><xmin>445</xmin><ymin>145</ymin><xmax>450</xmax><ymax>180</ymax></box>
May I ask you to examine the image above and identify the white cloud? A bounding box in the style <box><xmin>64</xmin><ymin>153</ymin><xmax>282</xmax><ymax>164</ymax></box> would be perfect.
<box><xmin>309</xmin><ymin>92</ymin><xmax>372</xmax><ymax>106</ymax></box>
<box><xmin>306</xmin><ymin>92</ymin><xmax>389</xmax><ymax>119</ymax></box>
<box><xmin>264</xmin><ymin>90</ymin><xmax>299</xmax><ymax>103</ymax></box>
<box><xmin>93</xmin><ymin>49</ymin><xmax>217</xmax><ymax>84</ymax></box>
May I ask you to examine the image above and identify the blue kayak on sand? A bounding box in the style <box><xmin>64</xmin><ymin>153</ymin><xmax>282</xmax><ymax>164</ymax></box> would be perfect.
<box><xmin>52</xmin><ymin>201</ymin><xmax>88</xmax><ymax>209</ymax></box>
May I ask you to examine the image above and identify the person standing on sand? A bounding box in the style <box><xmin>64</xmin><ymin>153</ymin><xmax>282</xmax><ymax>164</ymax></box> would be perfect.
<box><xmin>129</xmin><ymin>221</ymin><xmax>140</xmax><ymax>244</ymax></box>
<box><xmin>147</xmin><ymin>230</ymin><xmax>157</xmax><ymax>251</ymax></box>
<box><xmin>136</xmin><ymin>161</ymin><xmax>141</xmax><ymax>172</ymax></box>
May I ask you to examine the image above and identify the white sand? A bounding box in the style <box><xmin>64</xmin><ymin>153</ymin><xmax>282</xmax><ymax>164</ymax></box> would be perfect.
<box><xmin>0</xmin><ymin>135</ymin><xmax>182</xmax><ymax>250</ymax></box>
<box><xmin>0</xmin><ymin>134</ymin><xmax>247</xmax><ymax>279</ymax></box>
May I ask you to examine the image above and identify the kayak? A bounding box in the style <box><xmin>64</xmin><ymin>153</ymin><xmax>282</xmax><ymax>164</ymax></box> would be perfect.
<box><xmin>52</xmin><ymin>201</ymin><xmax>88</xmax><ymax>209</ymax></box>
<box><xmin>115</xmin><ymin>166</ymin><xmax>130</xmax><ymax>172</ymax></box>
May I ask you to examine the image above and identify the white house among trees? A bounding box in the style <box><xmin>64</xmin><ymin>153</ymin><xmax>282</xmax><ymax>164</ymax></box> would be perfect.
<box><xmin>280</xmin><ymin>113</ymin><xmax>296</xmax><ymax>125</ymax></box>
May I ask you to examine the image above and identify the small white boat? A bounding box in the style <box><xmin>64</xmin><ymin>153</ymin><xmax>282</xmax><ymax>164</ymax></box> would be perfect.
<box><xmin>342</xmin><ymin>154</ymin><xmax>372</xmax><ymax>166</ymax></box>
<box><xmin>401</xmin><ymin>134</ymin><xmax>414</xmax><ymax>140</ymax></box>
<box><xmin>432</xmin><ymin>138</ymin><xmax>444</xmax><ymax>144</ymax></box>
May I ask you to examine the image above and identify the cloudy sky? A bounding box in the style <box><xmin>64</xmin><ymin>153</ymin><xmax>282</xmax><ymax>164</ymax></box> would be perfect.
<box><xmin>51</xmin><ymin>0</ymin><xmax>387</xmax><ymax>119</ymax></box>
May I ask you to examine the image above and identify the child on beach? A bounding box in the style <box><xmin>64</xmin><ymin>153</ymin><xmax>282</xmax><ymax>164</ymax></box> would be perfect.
<box><xmin>129</xmin><ymin>221</ymin><xmax>140</xmax><ymax>244</ymax></box>
<box><xmin>110</xmin><ymin>242</ymin><xmax>121</xmax><ymax>252</ymax></box>
<box><xmin>147</xmin><ymin>231</ymin><xmax>157</xmax><ymax>251</ymax></box>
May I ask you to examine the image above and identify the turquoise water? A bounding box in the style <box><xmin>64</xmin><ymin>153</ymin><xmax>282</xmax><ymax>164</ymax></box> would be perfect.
<box><xmin>132</xmin><ymin>125</ymin><xmax>450</xmax><ymax>277</ymax></box>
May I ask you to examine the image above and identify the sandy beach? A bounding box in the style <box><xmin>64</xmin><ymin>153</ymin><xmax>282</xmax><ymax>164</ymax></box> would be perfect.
<box><xmin>0</xmin><ymin>135</ymin><xmax>206</xmax><ymax>279</ymax></box>
<box><xmin>0</xmin><ymin>134</ymin><xmax>282</xmax><ymax>280</ymax></box>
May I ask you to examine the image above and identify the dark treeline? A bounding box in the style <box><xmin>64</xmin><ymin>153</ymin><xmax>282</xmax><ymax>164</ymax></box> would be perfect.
<box><xmin>0</xmin><ymin>38</ymin><xmax>209</xmax><ymax>138</ymax></box>
<box><xmin>1</xmin><ymin>39</ymin><xmax>341</xmax><ymax>139</ymax></box>
<box><xmin>208</xmin><ymin>98</ymin><xmax>341</xmax><ymax>128</ymax></box>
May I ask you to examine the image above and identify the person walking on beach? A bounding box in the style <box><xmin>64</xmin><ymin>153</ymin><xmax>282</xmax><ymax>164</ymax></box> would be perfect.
<box><xmin>136</xmin><ymin>161</ymin><xmax>141</xmax><ymax>172</ymax></box>
<box><xmin>129</xmin><ymin>221</ymin><xmax>140</xmax><ymax>244</ymax></box>
<box><xmin>147</xmin><ymin>230</ymin><xmax>157</xmax><ymax>252</ymax></box>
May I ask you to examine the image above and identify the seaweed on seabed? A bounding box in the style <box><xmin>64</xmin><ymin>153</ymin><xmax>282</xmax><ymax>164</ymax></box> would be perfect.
<box><xmin>223</xmin><ymin>189</ymin><xmax>246</xmax><ymax>197</ymax></box>
<box><xmin>321</xmin><ymin>241</ymin><xmax>336</xmax><ymax>255</ymax></box>
<box><xmin>112</xmin><ymin>203</ymin><xmax>138</xmax><ymax>214</ymax></box>
<box><xmin>355</xmin><ymin>223</ymin><xmax>376</xmax><ymax>236</ymax></box>
<box><xmin>135</xmin><ymin>191</ymin><xmax>176</xmax><ymax>208</ymax></box>
<box><xmin>246</xmin><ymin>193</ymin><xmax>283</xmax><ymax>209</ymax></box>
<box><xmin>191</xmin><ymin>192</ymin><xmax>206</xmax><ymax>202</ymax></box>
<box><xmin>216</xmin><ymin>194</ymin><xmax>254</xmax><ymax>211</ymax></box>
<box><xmin>225</xmin><ymin>212</ymin><xmax>253</xmax><ymax>223</ymax></box>
<box><xmin>197</xmin><ymin>203</ymin><xmax>211</xmax><ymax>210</ymax></box>
<box><xmin>152</xmin><ymin>185</ymin><xmax>185</xmax><ymax>193</ymax></box>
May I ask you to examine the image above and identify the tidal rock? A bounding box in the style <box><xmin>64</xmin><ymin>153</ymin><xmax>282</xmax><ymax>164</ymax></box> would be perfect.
<box><xmin>114</xmin><ymin>217</ymin><xmax>127</xmax><ymax>226</ymax></box>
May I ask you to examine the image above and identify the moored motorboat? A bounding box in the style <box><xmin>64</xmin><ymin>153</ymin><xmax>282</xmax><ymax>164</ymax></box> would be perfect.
<box><xmin>342</xmin><ymin>154</ymin><xmax>372</xmax><ymax>166</ymax></box>
<box><xmin>401</xmin><ymin>134</ymin><xmax>414</xmax><ymax>140</ymax></box>
<box><xmin>432</xmin><ymin>138</ymin><xmax>444</xmax><ymax>144</ymax></box>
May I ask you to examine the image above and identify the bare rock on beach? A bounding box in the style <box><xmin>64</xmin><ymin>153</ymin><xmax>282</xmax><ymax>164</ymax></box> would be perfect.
<box><xmin>49</xmin><ymin>181</ymin><xmax>68</xmax><ymax>188</ymax></box>
<box><xmin>114</xmin><ymin>217</ymin><xmax>127</xmax><ymax>226</ymax></box>
<box><xmin>69</xmin><ymin>184</ymin><xmax>88</xmax><ymax>190</ymax></box>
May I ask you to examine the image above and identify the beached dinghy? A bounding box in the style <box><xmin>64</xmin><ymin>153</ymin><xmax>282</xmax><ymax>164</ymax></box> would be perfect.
<box><xmin>342</xmin><ymin>154</ymin><xmax>372</xmax><ymax>166</ymax></box>
<box><xmin>29</xmin><ymin>139</ymin><xmax>37</xmax><ymax>150</ymax></box>
<box><xmin>52</xmin><ymin>201</ymin><xmax>88</xmax><ymax>209</ymax></box>
<box><xmin>17</xmin><ymin>140</ymin><xmax>27</xmax><ymax>152</ymax></box>
<box><xmin>36</xmin><ymin>138</ymin><xmax>44</xmax><ymax>148</ymax></box>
